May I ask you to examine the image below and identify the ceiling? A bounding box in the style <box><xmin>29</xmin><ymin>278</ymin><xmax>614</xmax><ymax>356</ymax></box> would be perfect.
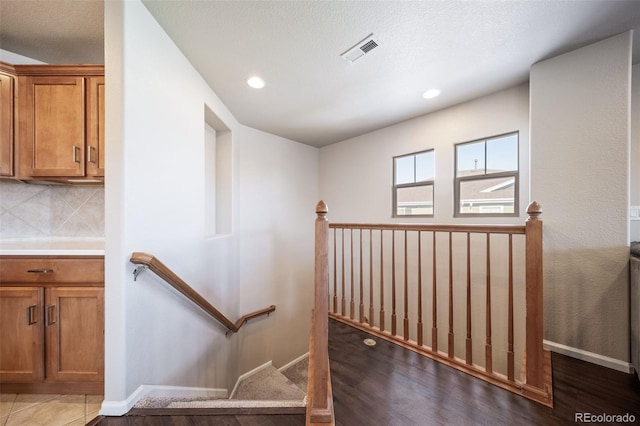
<box><xmin>1</xmin><ymin>1</ymin><xmax>640</xmax><ymax>147</ymax></box>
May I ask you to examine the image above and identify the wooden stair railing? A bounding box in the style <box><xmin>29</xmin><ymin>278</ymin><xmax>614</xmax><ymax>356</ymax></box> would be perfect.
<box><xmin>130</xmin><ymin>252</ymin><xmax>275</xmax><ymax>334</ymax></box>
<box><xmin>307</xmin><ymin>201</ymin><xmax>335</xmax><ymax>425</ymax></box>
<box><xmin>322</xmin><ymin>201</ymin><xmax>552</xmax><ymax>407</ymax></box>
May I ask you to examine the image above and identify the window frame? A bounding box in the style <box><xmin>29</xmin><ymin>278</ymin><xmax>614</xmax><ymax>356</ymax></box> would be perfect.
<box><xmin>453</xmin><ymin>131</ymin><xmax>519</xmax><ymax>218</ymax></box>
<box><xmin>392</xmin><ymin>149</ymin><xmax>435</xmax><ymax>218</ymax></box>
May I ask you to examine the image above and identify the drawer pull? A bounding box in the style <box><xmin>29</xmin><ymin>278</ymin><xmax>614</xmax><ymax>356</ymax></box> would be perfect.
<box><xmin>26</xmin><ymin>305</ymin><xmax>37</xmax><ymax>325</ymax></box>
<box><xmin>27</xmin><ymin>269</ymin><xmax>53</xmax><ymax>274</ymax></box>
<box><xmin>45</xmin><ymin>305</ymin><xmax>56</xmax><ymax>326</ymax></box>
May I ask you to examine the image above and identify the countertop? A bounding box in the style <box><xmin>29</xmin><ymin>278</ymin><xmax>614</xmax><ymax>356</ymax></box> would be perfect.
<box><xmin>0</xmin><ymin>238</ymin><xmax>105</xmax><ymax>256</ymax></box>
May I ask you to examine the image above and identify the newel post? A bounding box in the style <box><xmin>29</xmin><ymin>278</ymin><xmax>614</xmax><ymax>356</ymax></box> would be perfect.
<box><xmin>525</xmin><ymin>201</ymin><xmax>544</xmax><ymax>390</ymax></box>
<box><xmin>311</xmin><ymin>200</ymin><xmax>331</xmax><ymax>420</ymax></box>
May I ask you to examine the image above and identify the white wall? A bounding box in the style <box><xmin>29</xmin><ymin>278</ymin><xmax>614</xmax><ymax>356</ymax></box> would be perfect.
<box><xmin>530</xmin><ymin>32</ymin><xmax>632</xmax><ymax>362</ymax></box>
<box><xmin>632</xmin><ymin>64</ymin><xmax>640</xmax><ymax>242</ymax></box>
<box><xmin>103</xmin><ymin>0</ymin><xmax>318</xmax><ymax>413</ymax></box>
<box><xmin>104</xmin><ymin>0</ymin><xmax>238</xmax><ymax>407</ymax></box>
<box><xmin>320</xmin><ymin>83</ymin><xmax>530</xmax><ymax>224</ymax></box>
<box><xmin>236</xmin><ymin>125</ymin><xmax>318</xmax><ymax>373</ymax></box>
<box><xmin>319</xmin><ymin>84</ymin><xmax>530</xmax><ymax>376</ymax></box>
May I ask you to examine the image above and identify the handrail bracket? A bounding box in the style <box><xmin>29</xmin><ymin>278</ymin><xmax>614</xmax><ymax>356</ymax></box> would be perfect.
<box><xmin>132</xmin><ymin>265</ymin><xmax>149</xmax><ymax>281</ymax></box>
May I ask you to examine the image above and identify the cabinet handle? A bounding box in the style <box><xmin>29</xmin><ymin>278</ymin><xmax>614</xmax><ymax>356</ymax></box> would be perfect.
<box><xmin>45</xmin><ymin>305</ymin><xmax>56</xmax><ymax>326</ymax></box>
<box><xmin>27</xmin><ymin>269</ymin><xmax>53</xmax><ymax>274</ymax></box>
<box><xmin>88</xmin><ymin>146</ymin><xmax>96</xmax><ymax>163</ymax></box>
<box><xmin>73</xmin><ymin>146</ymin><xmax>81</xmax><ymax>163</ymax></box>
<box><xmin>26</xmin><ymin>305</ymin><xmax>37</xmax><ymax>325</ymax></box>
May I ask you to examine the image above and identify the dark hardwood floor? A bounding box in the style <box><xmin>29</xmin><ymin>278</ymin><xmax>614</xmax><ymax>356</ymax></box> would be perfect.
<box><xmin>329</xmin><ymin>319</ymin><xmax>640</xmax><ymax>426</ymax></box>
<box><xmin>94</xmin><ymin>318</ymin><xmax>640</xmax><ymax>425</ymax></box>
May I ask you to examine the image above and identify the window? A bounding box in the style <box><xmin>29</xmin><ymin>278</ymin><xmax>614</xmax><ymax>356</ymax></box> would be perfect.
<box><xmin>454</xmin><ymin>132</ymin><xmax>519</xmax><ymax>217</ymax></box>
<box><xmin>393</xmin><ymin>150</ymin><xmax>434</xmax><ymax>217</ymax></box>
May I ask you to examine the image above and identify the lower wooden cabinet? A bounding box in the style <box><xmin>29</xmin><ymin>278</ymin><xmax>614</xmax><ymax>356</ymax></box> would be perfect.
<box><xmin>0</xmin><ymin>287</ymin><xmax>44</xmax><ymax>383</ymax></box>
<box><xmin>45</xmin><ymin>286</ymin><xmax>104</xmax><ymax>383</ymax></box>
<box><xmin>0</xmin><ymin>256</ymin><xmax>104</xmax><ymax>394</ymax></box>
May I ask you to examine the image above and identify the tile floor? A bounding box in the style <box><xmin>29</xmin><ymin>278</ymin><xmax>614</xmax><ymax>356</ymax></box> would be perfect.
<box><xmin>0</xmin><ymin>394</ymin><xmax>102</xmax><ymax>426</ymax></box>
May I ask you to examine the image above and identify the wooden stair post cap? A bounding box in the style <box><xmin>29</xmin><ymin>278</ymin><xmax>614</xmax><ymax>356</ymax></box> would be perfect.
<box><xmin>526</xmin><ymin>201</ymin><xmax>542</xmax><ymax>221</ymax></box>
<box><xmin>316</xmin><ymin>200</ymin><xmax>328</xmax><ymax>215</ymax></box>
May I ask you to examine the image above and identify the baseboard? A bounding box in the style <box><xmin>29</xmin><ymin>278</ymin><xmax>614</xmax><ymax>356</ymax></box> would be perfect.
<box><xmin>543</xmin><ymin>340</ymin><xmax>634</xmax><ymax>373</ymax></box>
<box><xmin>230</xmin><ymin>360</ymin><xmax>273</xmax><ymax>399</ymax></box>
<box><xmin>99</xmin><ymin>384</ymin><xmax>228</xmax><ymax>416</ymax></box>
<box><xmin>99</xmin><ymin>384</ymin><xmax>146</xmax><ymax>416</ymax></box>
<box><xmin>278</xmin><ymin>352</ymin><xmax>309</xmax><ymax>372</ymax></box>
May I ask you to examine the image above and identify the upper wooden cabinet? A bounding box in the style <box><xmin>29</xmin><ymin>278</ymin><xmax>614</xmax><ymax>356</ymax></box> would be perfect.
<box><xmin>19</xmin><ymin>75</ymin><xmax>87</xmax><ymax>177</ymax></box>
<box><xmin>87</xmin><ymin>77</ymin><xmax>105</xmax><ymax>177</ymax></box>
<box><xmin>0</xmin><ymin>64</ymin><xmax>16</xmax><ymax>177</ymax></box>
<box><xmin>10</xmin><ymin>64</ymin><xmax>104</xmax><ymax>182</ymax></box>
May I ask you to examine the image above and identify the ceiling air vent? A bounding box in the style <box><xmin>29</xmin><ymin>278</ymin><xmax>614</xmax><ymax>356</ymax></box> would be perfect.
<box><xmin>340</xmin><ymin>34</ymin><xmax>380</xmax><ymax>63</ymax></box>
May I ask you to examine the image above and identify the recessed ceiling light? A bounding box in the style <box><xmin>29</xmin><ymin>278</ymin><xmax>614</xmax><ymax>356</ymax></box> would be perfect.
<box><xmin>422</xmin><ymin>89</ymin><xmax>441</xmax><ymax>99</ymax></box>
<box><xmin>247</xmin><ymin>76</ymin><xmax>265</xmax><ymax>89</ymax></box>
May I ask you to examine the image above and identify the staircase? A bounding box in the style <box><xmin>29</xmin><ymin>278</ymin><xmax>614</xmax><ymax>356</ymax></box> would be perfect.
<box><xmin>125</xmin><ymin>253</ymin><xmax>316</xmax><ymax>420</ymax></box>
<box><xmin>130</xmin><ymin>356</ymin><xmax>308</xmax><ymax>416</ymax></box>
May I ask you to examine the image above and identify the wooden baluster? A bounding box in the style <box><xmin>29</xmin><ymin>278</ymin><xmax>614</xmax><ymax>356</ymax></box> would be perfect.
<box><xmin>333</xmin><ymin>228</ymin><xmax>338</xmax><ymax>314</ymax></box>
<box><xmin>391</xmin><ymin>230</ymin><xmax>397</xmax><ymax>336</ymax></box>
<box><xmin>312</xmin><ymin>201</ymin><xmax>330</xmax><ymax>420</ymax></box>
<box><xmin>432</xmin><ymin>231</ymin><xmax>438</xmax><ymax>352</ymax></box>
<box><xmin>341</xmin><ymin>228</ymin><xmax>346</xmax><ymax>317</ymax></box>
<box><xmin>525</xmin><ymin>201</ymin><xmax>544</xmax><ymax>389</ymax></box>
<box><xmin>359</xmin><ymin>229</ymin><xmax>364</xmax><ymax>323</ymax></box>
<box><xmin>507</xmin><ymin>233</ymin><xmax>515</xmax><ymax>381</ymax></box>
<box><xmin>485</xmin><ymin>233</ymin><xmax>492</xmax><ymax>374</ymax></box>
<box><xmin>350</xmin><ymin>228</ymin><xmax>355</xmax><ymax>320</ymax></box>
<box><xmin>380</xmin><ymin>230</ymin><xmax>385</xmax><ymax>332</ymax></box>
<box><xmin>404</xmin><ymin>230</ymin><xmax>409</xmax><ymax>341</ymax></box>
<box><xmin>369</xmin><ymin>229</ymin><xmax>374</xmax><ymax>326</ymax></box>
<box><xmin>466</xmin><ymin>232</ymin><xmax>472</xmax><ymax>365</ymax></box>
<box><xmin>417</xmin><ymin>231</ymin><xmax>423</xmax><ymax>346</ymax></box>
<box><xmin>448</xmin><ymin>232</ymin><xmax>454</xmax><ymax>358</ymax></box>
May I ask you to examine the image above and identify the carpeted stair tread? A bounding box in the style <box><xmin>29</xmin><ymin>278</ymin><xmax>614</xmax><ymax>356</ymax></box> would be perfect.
<box><xmin>232</xmin><ymin>365</ymin><xmax>306</xmax><ymax>401</ymax></box>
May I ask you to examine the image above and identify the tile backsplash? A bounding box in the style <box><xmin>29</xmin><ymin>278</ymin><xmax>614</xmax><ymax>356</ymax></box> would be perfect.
<box><xmin>0</xmin><ymin>180</ymin><xmax>104</xmax><ymax>239</ymax></box>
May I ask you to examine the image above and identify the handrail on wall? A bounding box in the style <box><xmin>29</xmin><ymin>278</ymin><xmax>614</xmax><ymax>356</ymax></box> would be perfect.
<box><xmin>129</xmin><ymin>252</ymin><xmax>275</xmax><ymax>334</ymax></box>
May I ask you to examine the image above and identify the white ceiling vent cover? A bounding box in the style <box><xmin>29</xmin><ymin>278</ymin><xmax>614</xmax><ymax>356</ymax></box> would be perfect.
<box><xmin>340</xmin><ymin>34</ymin><xmax>380</xmax><ymax>63</ymax></box>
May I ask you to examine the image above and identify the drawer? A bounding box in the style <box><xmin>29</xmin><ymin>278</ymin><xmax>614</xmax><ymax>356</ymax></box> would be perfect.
<box><xmin>0</xmin><ymin>256</ymin><xmax>104</xmax><ymax>284</ymax></box>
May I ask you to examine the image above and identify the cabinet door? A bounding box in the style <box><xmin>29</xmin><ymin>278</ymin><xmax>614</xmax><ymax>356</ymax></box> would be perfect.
<box><xmin>0</xmin><ymin>72</ymin><xmax>14</xmax><ymax>176</ymax></box>
<box><xmin>86</xmin><ymin>77</ymin><xmax>105</xmax><ymax>177</ymax></box>
<box><xmin>45</xmin><ymin>287</ymin><xmax>104</xmax><ymax>382</ymax></box>
<box><xmin>19</xmin><ymin>76</ymin><xmax>86</xmax><ymax>177</ymax></box>
<box><xmin>0</xmin><ymin>287</ymin><xmax>44</xmax><ymax>383</ymax></box>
